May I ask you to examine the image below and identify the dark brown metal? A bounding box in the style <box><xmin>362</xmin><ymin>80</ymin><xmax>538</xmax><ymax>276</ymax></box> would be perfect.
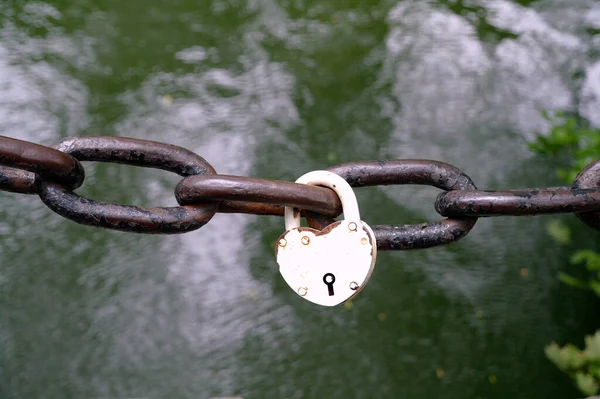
<box><xmin>0</xmin><ymin>167</ymin><xmax>37</xmax><ymax>194</ymax></box>
<box><xmin>373</xmin><ymin>220</ymin><xmax>477</xmax><ymax>250</ymax></box>
<box><xmin>206</xmin><ymin>203</ymin><xmax>339</xmax><ymax>231</ymax></box>
<box><xmin>435</xmin><ymin>188</ymin><xmax>600</xmax><ymax>217</ymax></box>
<box><xmin>217</xmin><ymin>201</ymin><xmax>287</xmax><ymax>216</ymax></box>
<box><xmin>37</xmin><ymin>136</ymin><xmax>218</xmax><ymax>234</ymax></box>
<box><xmin>573</xmin><ymin>160</ymin><xmax>600</xmax><ymax>230</ymax></box>
<box><xmin>2</xmin><ymin>134</ymin><xmax>599</xmax><ymax>244</ymax></box>
<box><xmin>0</xmin><ymin>136</ymin><xmax>84</xmax><ymax>192</ymax></box>
<box><xmin>51</xmin><ymin>136</ymin><xmax>216</xmax><ymax>176</ymax></box>
<box><xmin>327</xmin><ymin>160</ymin><xmax>477</xmax><ymax>189</ymax></box>
<box><xmin>175</xmin><ymin>175</ymin><xmax>343</xmax><ymax>217</ymax></box>
<box><xmin>306</xmin><ymin>160</ymin><xmax>479</xmax><ymax>250</ymax></box>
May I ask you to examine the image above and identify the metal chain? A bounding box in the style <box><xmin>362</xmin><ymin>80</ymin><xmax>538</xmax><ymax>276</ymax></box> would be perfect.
<box><xmin>1</xmin><ymin>135</ymin><xmax>599</xmax><ymax>249</ymax></box>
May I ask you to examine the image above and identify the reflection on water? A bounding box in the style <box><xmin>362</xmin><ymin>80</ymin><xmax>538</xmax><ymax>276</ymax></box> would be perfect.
<box><xmin>1</xmin><ymin>0</ymin><xmax>599</xmax><ymax>398</ymax></box>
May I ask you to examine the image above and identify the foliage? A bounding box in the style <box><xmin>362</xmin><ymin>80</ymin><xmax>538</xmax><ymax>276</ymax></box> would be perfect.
<box><xmin>545</xmin><ymin>332</ymin><xmax>600</xmax><ymax>397</ymax></box>
<box><xmin>529</xmin><ymin>111</ymin><xmax>600</xmax><ymax>398</ymax></box>
<box><xmin>561</xmin><ymin>251</ymin><xmax>600</xmax><ymax>296</ymax></box>
<box><xmin>529</xmin><ymin>111</ymin><xmax>600</xmax><ymax>182</ymax></box>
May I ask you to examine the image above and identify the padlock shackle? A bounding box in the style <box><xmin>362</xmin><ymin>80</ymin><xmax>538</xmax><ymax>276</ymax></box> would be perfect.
<box><xmin>284</xmin><ymin>170</ymin><xmax>360</xmax><ymax>231</ymax></box>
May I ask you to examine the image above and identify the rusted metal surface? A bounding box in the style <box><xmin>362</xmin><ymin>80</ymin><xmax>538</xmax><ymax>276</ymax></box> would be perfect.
<box><xmin>176</xmin><ymin>175</ymin><xmax>342</xmax><ymax>217</ymax></box>
<box><xmin>306</xmin><ymin>160</ymin><xmax>479</xmax><ymax>250</ymax></box>
<box><xmin>37</xmin><ymin>136</ymin><xmax>218</xmax><ymax>234</ymax></box>
<box><xmin>573</xmin><ymin>160</ymin><xmax>600</xmax><ymax>230</ymax></box>
<box><xmin>0</xmin><ymin>167</ymin><xmax>37</xmax><ymax>194</ymax></box>
<box><xmin>38</xmin><ymin>184</ymin><xmax>217</xmax><ymax>234</ymax></box>
<box><xmin>0</xmin><ymin>136</ymin><xmax>84</xmax><ymax>192</ymax></box>
<box><xmin>373</xmin><ymin>220</ymin><xmax>477</xmax><ymax>251</ymax></box>
<box><xmin>53</xmin><ymin>136</ymin><xmax>216</xmax><ymax>176</ymax></box>
<box><xmin>328</xmin><ymin>160</ymin><xmax>477</xmax><ymax>190</ymax></box>
<box><xmin>2</xmin><ymin>134</ymin><xmax>600</xmax><ymax>247</ymax></box>
<box><xmin>435</xmin><ymin>188</ymin><xmax>600</xmax><ymax>217</ymax></box>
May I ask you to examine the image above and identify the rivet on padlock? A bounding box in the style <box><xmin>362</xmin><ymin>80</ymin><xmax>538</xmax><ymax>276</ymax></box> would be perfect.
<box><xmin>275</xmin><ymin>170</ymin><xmax>377</xmax><ymax>307</ymax></box>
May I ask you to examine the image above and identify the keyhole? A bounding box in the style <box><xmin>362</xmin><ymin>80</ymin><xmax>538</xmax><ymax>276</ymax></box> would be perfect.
<box><xmin>323</xmin><ymin>273</ymin><xmax>336</xmax><ymax>296</ymax></box>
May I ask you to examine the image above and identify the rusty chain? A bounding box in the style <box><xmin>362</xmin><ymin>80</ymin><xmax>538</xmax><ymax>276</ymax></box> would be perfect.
<box><xmin>1</xmin><ymin>135</ymin><xmax>599</xmax><ymax>250</ymax></box>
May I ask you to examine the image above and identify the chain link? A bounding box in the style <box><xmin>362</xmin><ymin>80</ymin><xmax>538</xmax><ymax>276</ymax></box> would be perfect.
<box><xmin>175</xmin><ymin>175</ymin><xmax>343</xmax><ymax>217</ymax></box>
<box><xmin>36</xmin><ymin>136</ymin><xmax>218</xmax><ymax>234</ymax></box>
<box><xmin>436</xmin><ymin>188</ymin><xmax>600</xmax><ymax>216</ymax></box>
<box><xmin>305</xmin><ymin>161</ymin><xmax>479</xmax><ymax>250</ymax></box>
<box><xmin>573</xmin><ymin>160</ymin><xmax>600</xmax><ymax>230</ymax></box>
<box><xmin>1</xmin><ymin>135</ymin><xmax>599</xmax><ymax>248</ymax></box>
<box><xmin>0</xmin><ymin>136</ymin><xmax>84</xmax><ymax>193</ymax></box>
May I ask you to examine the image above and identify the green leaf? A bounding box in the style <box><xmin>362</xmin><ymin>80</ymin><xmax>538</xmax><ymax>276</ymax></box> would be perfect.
<box><xmin>547</xmin><ymin>220</ymin><xmax>571</xmax><ymax>244</ymax></box>
<box><xmin>575</xmin><ymin>372</ymin><xmax>599</xmax><ymax>397</ymax></box>
<box><xmin>558</xmin><ymin>273</ymin><xmax>589</xmax><ymax>290</ymax></box>
<box><xmin>533</xmin><ymin>110</ymin><xmax>600</xmax><ymax>398</ymax></box>
<box><xmin>528</xmin><ymin>136</ymin><xmax>555</xmax><ymax>155</ymax></box>
<box><xmin>584</xmin><ymin>331</ymin><xmax>600</xmax><ymax>361</ymax></box>
<box><xmin>590</xmin><ymin>280</ymin><xmax>600</xmax><ymax>297</ymax></box>
<box><xmin>557</xmin><ymin>169</ymin><xmax>575</xmax><ymax>183</ymax></box>
<box><xmin>589</xmin><ymin>364</ymin><xmax>600</xmax><ymax>379</ymax></box>
<box><xmin>545</xmin><ymin>342</ymin><xmax>586</xmax><ymax>371</ymax></box>
<box><xmin>540</xmin><ymin>109</ymin><xmax>551</xmax><ymax>121</ymax></box>
<box><xmin>570</xmin><ymin>250</ymin><xmax>600</xmax><ymax>271</ymax></box>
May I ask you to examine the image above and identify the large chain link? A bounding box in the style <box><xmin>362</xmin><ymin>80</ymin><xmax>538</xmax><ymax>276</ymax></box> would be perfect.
<box><xmin>2</xmin><ymin>135</ymin><xmax>599</xmax><ymax>249</ymax></box>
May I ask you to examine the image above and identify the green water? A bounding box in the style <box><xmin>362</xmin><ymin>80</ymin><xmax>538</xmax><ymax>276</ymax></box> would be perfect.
<box><xmin>1</xmin><ymin>0</ymin><xmax>600</xmax><ymax>398</ymax></box>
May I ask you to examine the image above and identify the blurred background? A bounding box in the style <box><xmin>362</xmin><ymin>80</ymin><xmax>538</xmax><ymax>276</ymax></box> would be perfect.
<box><xmin>1</xmin><ymin>0</ymin><xmax>600</xmax><ymax>398</ymax></box>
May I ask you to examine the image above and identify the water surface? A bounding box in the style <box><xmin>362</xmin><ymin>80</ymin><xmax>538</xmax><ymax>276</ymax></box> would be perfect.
<box><xmin>1</xmin><ymin>0</ymin><xmax>600</xmax><ymax>398</ymax></box>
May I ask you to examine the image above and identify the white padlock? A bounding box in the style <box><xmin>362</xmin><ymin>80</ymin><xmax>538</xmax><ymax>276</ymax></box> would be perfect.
<box><xmin>275</xmin><ymin>170</ymin><xmax>377</xmax><ymax>307</ymax></box>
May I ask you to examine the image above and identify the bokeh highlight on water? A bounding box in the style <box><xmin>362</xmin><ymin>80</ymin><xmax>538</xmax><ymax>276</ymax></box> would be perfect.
<box><xmin>1</xmin><ymin>1</ymin><xmax>600</xmax><ymax>398</ymax></box>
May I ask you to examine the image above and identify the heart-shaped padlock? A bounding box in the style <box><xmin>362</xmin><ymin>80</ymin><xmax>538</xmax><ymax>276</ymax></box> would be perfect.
<box><xmin>275</xmin><ymin>170</ymin><xmax>377</xmax><ymax>307</ymax></box>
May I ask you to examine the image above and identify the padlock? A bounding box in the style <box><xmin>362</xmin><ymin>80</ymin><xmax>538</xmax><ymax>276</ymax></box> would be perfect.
<box><xmin>275</xmin><ymin>170</ymin><xmax>377</xmax><ymax>307</ymax></box>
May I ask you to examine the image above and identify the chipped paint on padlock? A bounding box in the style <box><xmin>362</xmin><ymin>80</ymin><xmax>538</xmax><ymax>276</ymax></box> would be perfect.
<box><xmin>275</xmin><ymin>170</ymin><xmax>377</xmax><ymax>307</ymax></box>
